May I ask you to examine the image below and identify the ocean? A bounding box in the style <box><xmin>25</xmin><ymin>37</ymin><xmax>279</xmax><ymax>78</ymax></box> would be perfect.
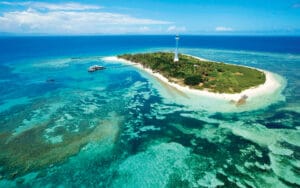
<box><xmin>0</xmin><ymin>36</ymin><xmax>299</xmax><ymax>187</ymax></box>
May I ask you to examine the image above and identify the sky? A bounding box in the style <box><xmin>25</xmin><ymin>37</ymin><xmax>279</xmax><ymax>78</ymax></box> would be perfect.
<box><xmin>0</xmin><ymin>0</ymin><xmax>299</xmax><ymax>35</ymax></box>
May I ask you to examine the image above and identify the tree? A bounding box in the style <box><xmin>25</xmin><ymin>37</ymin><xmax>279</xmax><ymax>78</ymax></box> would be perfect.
<box><xmin>184</xmin><ymin>75</ymin><xmax>203</xmax><ymax>86</ymax></box>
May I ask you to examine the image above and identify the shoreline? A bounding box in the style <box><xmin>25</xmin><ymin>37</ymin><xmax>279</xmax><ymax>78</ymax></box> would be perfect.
<box><xmin>102</xmin><ymin>56</ymin><xmax>282</xmax><ymax>102</ymax></box>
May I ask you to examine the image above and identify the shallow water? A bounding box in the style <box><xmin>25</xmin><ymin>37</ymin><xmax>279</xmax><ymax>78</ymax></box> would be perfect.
<box><xmin>0</xmin><ymin>36</ymin><xmax>299</xmax><ymax>187</ymax></box>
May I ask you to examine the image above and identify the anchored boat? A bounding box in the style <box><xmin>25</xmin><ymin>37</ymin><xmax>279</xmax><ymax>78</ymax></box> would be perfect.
<box><xmin>88</xmin><ymin>65</ymin><xmax>105</xmax><ymax>72</ymax></box>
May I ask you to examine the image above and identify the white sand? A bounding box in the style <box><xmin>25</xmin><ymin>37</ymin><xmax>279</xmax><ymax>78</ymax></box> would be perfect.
<box><xmin>102</xmin><ymin>56</ymin><xmax>281</xmax><ymax>102</ymax></box>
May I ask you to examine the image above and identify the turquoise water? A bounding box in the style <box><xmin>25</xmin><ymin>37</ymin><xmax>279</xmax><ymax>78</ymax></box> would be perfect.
<box><xmin>0</xmin><ymin>36</ymin><xmax>299</xmax><ymax>187</ymax></box>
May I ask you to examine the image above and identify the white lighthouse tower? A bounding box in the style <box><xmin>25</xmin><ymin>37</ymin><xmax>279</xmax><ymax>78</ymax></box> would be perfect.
<box><xmin>174</xmin><ymin>35</ymin><xmax>180</xmax><ymax>62</ymax></box>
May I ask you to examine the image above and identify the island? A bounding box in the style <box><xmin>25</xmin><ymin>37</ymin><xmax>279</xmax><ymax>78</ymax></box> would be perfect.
<box><xmin>117</xmin><ymin>52</ymin><xmax>265</xmax><ymax>93</ymax></box>
<box><xmin>103</xmin><ymin>52</ymin><xmax>280</xmax><ymax>106</ymax></box>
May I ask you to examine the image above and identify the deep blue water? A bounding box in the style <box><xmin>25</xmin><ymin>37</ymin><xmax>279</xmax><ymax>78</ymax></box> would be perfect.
<box><xmin>1</xmin><ymin>36</ymin><xmax>300</xmax><ymax>62</ymax></box>
<box><xmin>0</xmin><ymin>36</ymin><xmax>299</xmax><ymax>187</ymax></box>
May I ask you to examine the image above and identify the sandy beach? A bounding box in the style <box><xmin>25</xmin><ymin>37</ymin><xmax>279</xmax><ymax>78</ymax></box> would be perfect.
<box><xmin>103</xmin><ymin>56</ymin><xmax>282</xmax><ymax>102</ymax></box>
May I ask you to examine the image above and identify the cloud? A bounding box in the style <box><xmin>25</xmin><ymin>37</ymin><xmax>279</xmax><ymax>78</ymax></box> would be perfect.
<box><xmin>139</xmin><ymin>26</ymin><xmax>150</xmax><ymax>32</ymax></box>
<box><xmin>29</xmin><ymin>2</ymin><xmax>102</xmax><ymax>11</ymax></box>
<box><xmin>167</xmin><ymin>25</ymin><xmax>186</xmax><ymax>33</ymax></box>
<box><xmin>0</xmin><ymin>2</ymin><xmax>171</xmax><ymax>34</ymax></box>
<box><xmin>0</xmin><ymin>1</ymin><xmax>102</xmax><ymax>11</ymax></box>
<box><xmin>215</xmin><ymin>26</ymin><xmax>233</xmax><ymax>32</ymax></box>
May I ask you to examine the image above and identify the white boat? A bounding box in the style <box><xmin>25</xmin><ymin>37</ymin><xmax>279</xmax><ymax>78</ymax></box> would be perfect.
<box><xmin>88</xmin><ymin>65</ymin><xmax>105</xmax><ymax>72</ymax></box>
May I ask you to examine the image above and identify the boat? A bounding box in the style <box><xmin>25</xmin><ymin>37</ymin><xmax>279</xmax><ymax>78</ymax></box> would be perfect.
<box><xmin>88</xmin><ymin>65</ymin><xmax>105</xmax><ymax>72</ymax></box>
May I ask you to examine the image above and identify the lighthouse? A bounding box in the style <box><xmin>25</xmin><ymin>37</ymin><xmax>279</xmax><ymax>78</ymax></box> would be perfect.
<box><xmin>174</xmin><ymin>35</ymin><xmax>179</xmax><ymax>62</ymax></box>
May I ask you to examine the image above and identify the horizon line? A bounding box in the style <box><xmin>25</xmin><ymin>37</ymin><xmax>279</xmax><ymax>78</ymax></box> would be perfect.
<box><xmin>1</xmin><ymin>33</ymin><xmax>300</xmax><ymax>37</ymax></box>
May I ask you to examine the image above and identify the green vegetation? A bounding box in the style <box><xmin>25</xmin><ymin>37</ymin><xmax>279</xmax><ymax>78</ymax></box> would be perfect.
<box><xmin>184</xmin><ymin>75</ymin><xmax>203</xmax><ymax>86</ymax></box>
<box><xmin>118</xmin><ymin>52</ymin><xmax>266</xmax><ymax>93</ymax></box>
